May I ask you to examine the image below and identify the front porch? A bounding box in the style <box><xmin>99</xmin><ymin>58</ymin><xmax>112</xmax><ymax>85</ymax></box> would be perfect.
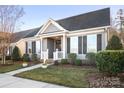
<box><xmin>40</xmin><ymin>34</ymin><xmax>67</xmax><ymax>60</ymax></box>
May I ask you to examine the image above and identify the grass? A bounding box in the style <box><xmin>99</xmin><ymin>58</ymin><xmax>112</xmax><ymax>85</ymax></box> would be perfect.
<box><xmin>16</xmin><ymin>65</ymin><xmax>97</xmax><ymax>87</ymax></box>
<box><xmin>0</xmin><ymin>61</ymin><xmax>22</xmax><ymax>73</ymax></box>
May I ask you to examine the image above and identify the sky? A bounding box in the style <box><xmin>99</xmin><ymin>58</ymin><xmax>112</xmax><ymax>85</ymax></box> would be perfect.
<box><xmin>17</xmin><ymin>5</ymin><xmax>124</xmax><ymax>31</ymax></box>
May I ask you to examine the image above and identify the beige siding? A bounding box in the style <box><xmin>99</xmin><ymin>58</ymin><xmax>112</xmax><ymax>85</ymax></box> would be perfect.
<box><xmin>16</xmin><ymin>40</ymin><xmax>25</xmax><ymax>57</ymax></box>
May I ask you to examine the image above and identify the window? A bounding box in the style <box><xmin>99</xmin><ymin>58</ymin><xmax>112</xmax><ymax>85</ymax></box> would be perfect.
<box><xmin>32</xmin><ymin>41</ymin><xmax>36</xmax><ymax>54</ymax></box>
<box><xmin>87</xmin><ymin>34</ymin><xmax>97</xmax><ymax>53</ymax></box>
<box><xmin>28</xmin><ymin>41</ymin><xmax>32</xmax><ymax>53</ymax></box>
<box><xmin>70</xmin><ymin>36</ymin><xmax>78</xmax><ymax>54</ymax></box>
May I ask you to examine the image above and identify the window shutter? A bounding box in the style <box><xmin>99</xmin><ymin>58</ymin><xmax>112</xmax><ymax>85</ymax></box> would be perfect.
<box><xmin>34</xmin><ymin>41</ymin><xmax>36</xmax><ymax>53</ymax></box>
<box><xmin>32</xmin><ymin>41</ymin><xmax>36</xmax><ymax>54</ymax></box>
<box><xmin>32</xmin><ymin>42</ymin><xmax>34</xmax><ymax>53</ymax></box>
<box><xmin>83</xmin><ymin>36</ymin><xmax>87</xmax><ymax>54</ymax></box>
<box><xmin>97</xmin><ymin>34</ymin><xmax>102</xmax><ymax>51</ymax></box>
<box><xmin>67</xmin><ymin>37</ymin><xmax>70</xmax><ymax>54</ymax></box>
<box><xmin>25</xmin><ymin>42</ymin><xmax>28</xmax><ymax>54</ymax></box>
<box><xmin>78</xmin><ymin>36</ymin><xmax>82</xmax><ymax>54</ymax></box>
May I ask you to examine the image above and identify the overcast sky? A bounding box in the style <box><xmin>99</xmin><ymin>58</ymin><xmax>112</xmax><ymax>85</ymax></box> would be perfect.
<box><xmin>17</xmin><ymin>5</ymin><xmax>124</xmax><ymax>31</ymax></box>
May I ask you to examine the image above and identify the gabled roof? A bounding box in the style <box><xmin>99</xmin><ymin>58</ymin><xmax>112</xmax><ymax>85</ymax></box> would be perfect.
<box><xmin>12</xmin><ymin>8</ymin><xmax>110</xmax><ymax>43</ymax></box>
<box><xmin>12</xmin><ymin>27</ymin><xmax>41</xmax><ymax>43</ymax></box>
<box><xmin>57</xmin><ymin>8</ymin><xmax>110</xmax><ymax>31</ymax></box>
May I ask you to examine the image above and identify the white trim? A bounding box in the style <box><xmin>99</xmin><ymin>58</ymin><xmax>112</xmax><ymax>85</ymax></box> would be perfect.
<box><xmin>15</xmin><ymin>26</ymin><xmax>110</xmax><ymax>45</ymax></box>
<box><xmin>23</xmin><ymin>37</ymin><xmax>41</xmax><ymax>42</ymax></box>
<box><xmin>36</xmin><ymin>18</ymin><xmax>67</xmax><ymax>36</ymax></box>
<box><xmin>38</xmin><ymin>31</ymin><xmax>67</xmax><ymax>38</ymax></box>
<box><xmin>63</xmin><ymin>34</ymin><xmax>66</xmax><ymax>58</ymax></box>
<box><xmin>68</xmin><ymin>26</ymin><xmax>110</xmax><ymax>33</ymax></box>
<box><xmin>67</xmin><ymin>28</ymin><xmax>106</xmax><ymax>37</ymax></box>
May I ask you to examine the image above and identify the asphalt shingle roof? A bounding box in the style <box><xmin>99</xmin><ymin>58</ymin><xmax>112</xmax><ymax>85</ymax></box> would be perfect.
<box><xmin>12</xmin><ymin>8</ymin><xmax>110</xmax><ymax>43</ymax></box>
<box><xmin>57</xmin><ymin>8</ymin><xmax>110</xmax><ymax>31</ymax></box>
<box><xmin>12</xmin><ymin>27</ymin><xmax>40</xmax><ymax>43</ymax></box>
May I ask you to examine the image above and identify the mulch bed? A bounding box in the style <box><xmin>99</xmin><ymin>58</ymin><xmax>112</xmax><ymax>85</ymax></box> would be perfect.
<box><xmin>87</xmin><ymin>72</ymin><xmax>124</xmax><ymax>88</ymax></box>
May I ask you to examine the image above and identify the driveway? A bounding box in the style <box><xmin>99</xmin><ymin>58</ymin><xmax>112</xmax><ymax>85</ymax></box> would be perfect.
<box><xmin>0</xmin><ymin>74</ymin><xmax>66</xmax><ymax>88</ymax></box>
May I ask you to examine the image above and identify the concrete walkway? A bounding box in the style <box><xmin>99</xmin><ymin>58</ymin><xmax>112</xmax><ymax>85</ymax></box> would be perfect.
<box><xmin>0</xmin><ymin>64</ymin><xmax>65</xmax><ymax>88</ymax></box>
<box><xmin>0</xmin><ymin>63</ymin><xmax>67</xmax><ymax>88</ymax></box>
<box><xmin>0</xmin><ymin>74</ymin><xmax>66</xmax><ymax>88</ymax></box>
<box><xmin>5</xmin><ymin>63</ymin><xmax>51</xmax><ymax>75</ymax></box>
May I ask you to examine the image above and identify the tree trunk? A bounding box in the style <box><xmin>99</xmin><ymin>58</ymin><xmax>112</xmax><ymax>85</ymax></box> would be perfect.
<box><xmin>1</xmin><ymin>49</ymin><xmax>6</xmax><ymax>64</ymax></box>
<box><xmin>3</xmin><ymin>55</ymin><xmax>6</xmax><ymax>64</ymax></box>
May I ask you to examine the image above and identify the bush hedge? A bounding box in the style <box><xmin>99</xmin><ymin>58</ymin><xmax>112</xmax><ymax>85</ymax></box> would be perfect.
<box><xmin>22</xmin><ymin>54</ymin><xmax>30</xmax><ymax>62</ymax></box>
<box><xmin>86</xmin><ymin>52</ymin><xmax>96</xmax><ymax>65</ymax></box>
<box><xmin>54</xmin><ymin>60</ymin><xmax>59</xmax><ymax>65</ymax></box>
<box><xmin>68</xmin><ymin>53</ymin><xmax>77</xmax><ymax>65</ymax></box>
<box><xmin>31</xmin><ymin>54</ymin><xmax>38</xmax><ymax>62</ymax></box>
<box><xmin>75</xmin><ymin>59</ymin><xmax>82</xmax><ymax>66</ymax></box>
<box><xmin>96</xmin><ymin>50</ymin><xmax>124</xmax><ymax>75</ymax></box>
<box><xmin>61</xmin><ymin>59</ymin><xmax>68</xmax><ymax>64</ymax></box>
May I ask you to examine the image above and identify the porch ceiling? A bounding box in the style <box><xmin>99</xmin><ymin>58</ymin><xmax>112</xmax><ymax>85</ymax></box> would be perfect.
<box><xmin>47</xmin><ymin>36</ymin><xmax>62</xmax><ymax>40</ymax></box>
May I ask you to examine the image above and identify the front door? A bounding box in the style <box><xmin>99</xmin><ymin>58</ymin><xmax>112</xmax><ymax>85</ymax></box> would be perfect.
<box><xmin>47</xmin><ymin>38</ymin><xmax>54</xmax><ymax>58</ymax></box>
<box><xmin>55</xmin><ymin>40</ymin><xmax>61</xmax><ymax>51</ymax></box>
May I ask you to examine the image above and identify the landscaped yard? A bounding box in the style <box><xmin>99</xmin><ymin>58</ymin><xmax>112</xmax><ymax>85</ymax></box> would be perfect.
<box><xmin>0</xmin><ymin>60</ymin><xmax>42</xmax><ymax>73</ymax></box>
<box><xmin>0</xmin><ymin>62</ymin><xmax>22</xmax><ymax>73</ymax></box>
<box><xmin>15</xmin><ymin>65</ymin><xmax>98</xmax><ymax>88</ymax></box>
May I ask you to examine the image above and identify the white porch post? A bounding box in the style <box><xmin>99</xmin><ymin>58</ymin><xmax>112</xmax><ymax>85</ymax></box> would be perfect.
<box><xmin>63</xmin><ymin>33</ymin><xmax>67</xmax><ymax>58</ymax></box>
<box><xmin>46</xmin><ymin>49</ymin><xmax>49</xmax><ymax>59</ymax></box>
<box><xmin>40</xmin><ymin>38</ymin><xmax>43</xmax><ymax>59</ymax></box>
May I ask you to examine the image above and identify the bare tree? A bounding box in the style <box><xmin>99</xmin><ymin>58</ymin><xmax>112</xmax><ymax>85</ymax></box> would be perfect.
<box><xmin>114</xmin><ymin>9</ymin><xmax>124</xmax><ymax>32</ymax></box>
<box><xmin>0</xmin><ymin>6</ymin><xmax>24</xmax><ymax>64</ymax></box>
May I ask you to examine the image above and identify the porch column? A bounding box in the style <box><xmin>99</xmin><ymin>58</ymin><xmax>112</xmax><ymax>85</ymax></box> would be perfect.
<box><xmin>63</xmin><ymin>33</ymin><xmax>67</xmax><ymax>58</ymax></box>
<box><xmin>40</xmin><ymin>38</ymin><xmax>43</xmax><ymax>59</ymax></box>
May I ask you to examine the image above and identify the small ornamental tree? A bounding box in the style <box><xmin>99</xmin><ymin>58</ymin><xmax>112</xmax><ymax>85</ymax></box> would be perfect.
<box><xmin>12</xmin><ymin>46</ymin><xmax>21</xmax><ymax>61</ymax></box>
<box><xmin>106</xmin><ymin>35</ymin><xmax>123</xmax><ymax>50</ymax></box>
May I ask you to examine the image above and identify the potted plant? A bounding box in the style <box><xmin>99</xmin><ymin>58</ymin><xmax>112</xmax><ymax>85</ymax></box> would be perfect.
<box><xmin>42</xmin><ymin>59</ymin><xmax>48</xmax><ymax>69</ymax></box>
<box><xmin>22</xmin><ymin>62</ymin><xmax>28</xmax><ymax>67</ymax></box>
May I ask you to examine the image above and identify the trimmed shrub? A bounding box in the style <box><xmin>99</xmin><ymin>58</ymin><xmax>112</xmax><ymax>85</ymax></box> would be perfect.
<box><xmin>68</xmin><ymin>53</ymin><xmax>77</xmax><ymax>65</ymax></box>
<box><xmin>54</xmin><ymin>60</ymin><xmax>59</xmax><ymax>65</ymax></box>
<box><xmin>31</xmin><ymin>54</ymin><xmax>38</xmax><ymax>62</ymax></box>
<box><xmin>75</xmin><ymin>59</ymin><xmax>82</xmax><ymax>66</ymax></box>
<box><xmin>12</xmin><ymin>46</ymin><xmax>21</xmax><ymax>61</ymax></box>
<box><xmin>106</xmin><ymin>35</ymin><xmax>123</xmax><ymax>50</ymax></box>
<box><xmin>86</xmin><ymin>52</ymin><xmax>96</xmax><ymax>65</ymax></box>
<box><xmin>96</xmin><ymin>50</ymin><xmax>124</xmax><ymax>75</ymax></box>
<box><xmin>61</xmin><ymin>59</ymin><xmax>68</xmax><ymax>64</ymax></box>
<box><xmin>22</xmin><ymin>54</ymin><xmax>30</xmax><ymax>62</ymax></box>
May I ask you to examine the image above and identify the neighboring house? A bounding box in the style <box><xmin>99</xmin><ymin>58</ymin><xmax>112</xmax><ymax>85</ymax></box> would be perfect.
<box><xmin>10</xmin><ymin>8</ymin><xmax>111</xmax><ymax>60</ymax></box>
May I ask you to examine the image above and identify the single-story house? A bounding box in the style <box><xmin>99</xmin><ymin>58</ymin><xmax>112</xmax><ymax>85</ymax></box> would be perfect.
<box><xmin>10</xmin><ymin>8</ymin><xmax>112</xmax><ymax>60</ymax></box>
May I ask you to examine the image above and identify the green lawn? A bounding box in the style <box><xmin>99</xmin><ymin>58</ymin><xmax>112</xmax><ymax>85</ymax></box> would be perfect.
<box><xmin>16</xmin><ymin>65</ymin><xmax>97</xmax><ymax>87</ymax></box>
<box><xmin>0</xmin><ymin>62</ymin><xmax>22</xmax><ymax>73</ymax></box>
